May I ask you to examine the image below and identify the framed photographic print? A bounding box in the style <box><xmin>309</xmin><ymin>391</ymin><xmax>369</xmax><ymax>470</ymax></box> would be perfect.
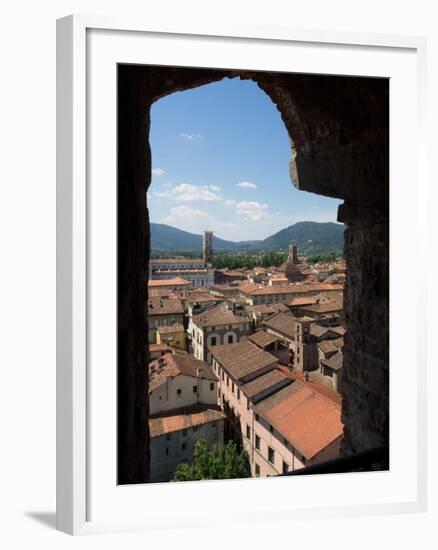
<box><xmin>56</xmin><ymin>15</ymin><xmax>427</xmax><ymax>535</ymax></box>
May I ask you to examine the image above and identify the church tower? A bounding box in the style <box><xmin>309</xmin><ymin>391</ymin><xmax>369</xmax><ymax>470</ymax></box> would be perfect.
<box><xmin>288</xmin><ymin>244</ymin><xmax>299</xmax><ymax>264</ymax></box>
<box><xmin>284</xmin><ymin>243</ymin><xmax>305</xmax><ymax>283</ymax></box>
<box><xmin>203</xmin><ymin>230</ymin><xmax>213</xmax><ymax>264</ymax></box>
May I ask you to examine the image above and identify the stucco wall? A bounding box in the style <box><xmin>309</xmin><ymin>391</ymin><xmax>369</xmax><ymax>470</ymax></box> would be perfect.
<box><xmin>150</xmin><ymin>420</ymin><xmax>225</xmax><ymax>482</ymax></box>
<box><xmin>150</xmin><ymin>373</ymin><xmax>217</xmax><ymax>415</ymax></box>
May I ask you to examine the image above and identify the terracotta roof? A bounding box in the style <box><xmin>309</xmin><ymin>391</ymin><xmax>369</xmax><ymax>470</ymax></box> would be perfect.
<box><xmin>245</xmin><ymin>303</ymin><xmax>289</xmax><ymax>315</ymax></box>
<box><xmin>149</xmin><ymin>352</ymin><xmax>217</xmax><ymax>392</ymax></box>
<box><xmin>187</xmin><ymin>292</ymin><xmax>222</xmax><ymax>304</ymax></box>
<box><xmin>147</xmin><ymin>344</ymin><xmax>188</xmax><ymax>357</ymax></box>
<box><xmin>239</xmin><ymin>283</ymin><xmax>294</xmax><ymax>296</ymax></box>
<box><xmin>148</xmin><ymin>278</ymin><xmax>192</xmax><ymax>287</ymax></box>
<box><xmin>193</xmin><ymin>303</ymin><xmax>246</xmax><ymax>328</ymax></box>
<box><xmin>219</xmin><ymin>269</ymin><xmax>247</xmax><ymax>278</ymax></box>
<box><xmin>318</xmin><ymin>339</ymin><xmax>343</xmax><ymax>356</ymax></box>
<box><xmin>277</xmin><ymin>365</ymin><xmax>342</xmax><ymax>406</ymax></box>
<box><xmin>329</xmin><ymin>325</ymin><xmax>346</xmax><ymax>336</ymax></box>
<box><xmin>262</xmin><ymin>312</ymin><xmax>297</xmax><ymax>340</ymax></box>
<box><xmin>239</xmin><ymin>282</ymin><xmax>343</xmax><ymax>297</ymax></box>
<box><xmin>324</xmin><ymin>273</ymin><xmax>346</xmax><ymax>284</ymax></box>
<box><xmin>269</xmin><ymin>303</ymin><xmax>290</xmax><ymax>313</ymax></box>
<box><xmin>255</xmin><ymin>382</ymin><xmax>343</xmax><ymax>459</ymax></box>
<box><xmin>249</xmin><ymin>331</ymin><xmax>279</xmax><ymax>348</ymax></box>
<box><xmin>210</xmin><ymin>341</ymin><xmax>277</xmax><ymax>382</ymax></box>
<box><xmin>210</xmin><ymin>284</ymin><xmax>241</xmax><ymax>293</ymax></box>
<box><xmin>149</xmin><ymin>343</ymin><xmax>173</xmax><ymax>353</ymax></box>
<box><xmin>147</xmin><ymin>297</ymin><xmax>184</xmax><ymax>316</ymax></box>
<box><xmin>310</xmin><ymin>324</ymin><xmax>346</xmax><ymax>339</ymax></box>
<box><xmin>149</xmin><ymin>406</ymin><xmax>226</xmax><ymax>438</ymax></box>
<box><xmin>148</xmin><ymin>288</ymin><xmax>173</xmax><ymax>298</ymax></box>
<box><xmin>156</xmin><ymin>324</ymin><xmax>185</xmax><ymax>334</ymax></box>
<box><xmin>289</xmin><ymin>296</ymin><xmax>318</xmax><ymax>307</ymax></box>
<box><xmin>320</xmin><ymin>351</ymin><xmax>343</xmax><ymax>371</ymax></box>
<box><xmin>151</xmin><ymin>258</ymin><xmax>206</xmax><ymax>265</ymax></box>
<box><xmin>241</xmin><ymin>369</ymin><xmax>291</xmax><ymax>400</ymax></box>
<box><xmin>301</xmin><ymin>301</ymin><xmax>343</xmax><ymax>314</ymax></box>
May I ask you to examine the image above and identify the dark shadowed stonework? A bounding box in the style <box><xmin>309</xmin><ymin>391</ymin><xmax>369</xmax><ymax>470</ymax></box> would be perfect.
<box><xmin>117</xmin><ymin>65</ymin><xmax>389</xmax><ymax>483</ymax></box>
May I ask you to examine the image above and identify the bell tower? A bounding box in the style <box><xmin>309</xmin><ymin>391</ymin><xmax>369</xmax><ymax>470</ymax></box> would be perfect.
<box><xmin>203</xmin><ymin>230</ymin><xmax>213</xmax><ymax>264</ymax></box>
<box><xmin>287</xmin><ymin>243</ymin><xmax>298</xmax><ymax>264</ymax></box>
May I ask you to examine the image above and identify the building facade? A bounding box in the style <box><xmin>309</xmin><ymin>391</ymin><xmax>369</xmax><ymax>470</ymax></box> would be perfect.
<box><xmin>156</xmin><ymin>324</ymin><xmax>186</xmax><ymax>350</ymax></box>
<box><xmin>239</xmin><ymin>282</ymin><xmax>343</xmax><ymax>306</ymax></box>
<box><xmin>149</xmin><ymin>407</ymin><xmax>225</xmax><ymax>482</ymax></box>
<box><xmin>210</xmin><ymin>341</ymin><xmax>343</xmax><ymax>477</ymax></box>
<box><xmin>147</xmin><ymin>297</ymin><xmax>185</xmax><ymax>344</ymax></box>
<box><xmin>188</xmin><ymin>303</ymin><xmax>252</xmax><ymax>363</ymax></box>
<box><xmin>149</xmin><ymin>352</ymin><xmax>219</xmax><ymax>415</ymax></box>
<box><xmin>151</xmin><ymin>268</ymin><xmax>214</xmax><ymax>288</ymax></box>
<box><xmin>148</xmin><ymin>352</ymin><xmax>225</xmax><ymax>482</ymax></box>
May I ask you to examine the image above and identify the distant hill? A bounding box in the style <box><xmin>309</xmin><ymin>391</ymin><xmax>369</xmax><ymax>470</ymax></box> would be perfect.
<box><xmin>150</xmin><ymin>221</ymin><xmax>344</xmax><ymax>255</ymax></box>
<box><xmin>260</xmin><ymin>221</ymin><xmax>345</xmax><ymax>254</ymax></box>
<box><xmin>150</xmin><ymin>223</ymin><xmax>258</xmax><ymax>252</ymax></box>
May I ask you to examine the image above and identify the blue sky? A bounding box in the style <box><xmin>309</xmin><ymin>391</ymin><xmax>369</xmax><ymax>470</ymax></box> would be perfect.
<box><xmin>148</xmin><ymin>78</ymin><xmax>341</xmax><ymax>241</ymax></box>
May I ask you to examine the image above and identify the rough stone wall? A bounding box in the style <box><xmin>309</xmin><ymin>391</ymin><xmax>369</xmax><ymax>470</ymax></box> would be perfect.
<box><xmin>338</xmin><ymin>204</ymin><xmax>389</xmax><ymax>453</ymax></box>
<box><xmin>117</xmin><ymin>65</ymin><xmax>389</xmax><ymax>482</ymax></box>
<box><xmin>117</xmin><ymin>66</ymin><xmax>151</xmax><ymax>484</ymax></box>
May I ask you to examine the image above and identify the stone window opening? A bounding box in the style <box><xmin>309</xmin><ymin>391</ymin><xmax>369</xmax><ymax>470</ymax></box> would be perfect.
<box><xmin>118</xmin><ymin>65</ymin><xmax>389</xmax><ymax>484</ymax></box>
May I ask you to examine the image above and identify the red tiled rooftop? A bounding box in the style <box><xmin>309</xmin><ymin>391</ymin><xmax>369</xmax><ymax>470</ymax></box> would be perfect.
<box><xmin>147</xmin><ymin>297</ymin><xmax>185</xmax><ymax>316</ymax></box>
<box><xmin>320</xmin><ymin>351</ymin><xmax>343</xmax><ymax>371</ymax></box>
<box><xmin>249</xmin><ymin>331</ymin><xmax>279</xmax><ymax>348</ymax></box>
<box><xmin>289</xmin><ymin>296</ymin><xmax>318</xmax><ymax>307</ymax></box>
<box><xmin>262</xmin><ymin>312</ymin><xmax>297</xmax><ymax>340</ymax></box>
<box><xmin>192</xmin><ymin>303</ymin><xmax>246</xmax><ymax>328</ymax></box>
<box><xmin>255</xmin><ymin>381</ymin><xmax>343</xmax><ymax>459</ymax></box>
<box><xmin>301</xmin><ymin>301</ymin><xmax>343</xmax><ymax>314</ymax></box>
<box><xmin>156</xmin><ymin>324</ymin><xmax>185</xmax><ymax>334</ymax></box>
<box><xmin>149</xmin><ymin>352</ymin><xmax>217</xmax><ymax>392</ymax></box>
<box><xmin>241</xmin><ymin>368</ymin><xmax>291</xmax><ymax>399</ymax></box>
<box><xmin>151</xmin><ymin>258</ymin><xmax>206</xmax><ymax>265</ymax></box>
<box><xmin>149</xmin><ymin>343</ymin><xmax>173</xmax><ymax>352</ymax></box>
<box><xmin>277</xmin><ymin>365</ymin><xmax>342</xmax><ymax>407</ymax></box>
<box><xmin>239</xmin><ymin>282</ymin><xmax>343</xmax><ymax>297</ymax></box>
<box><xmin>210</xmin><ymin>340</ymin><xmax>277</xmax><ymax>382</ymax></box>
<box><xmin>148</xmin><ymin>278</ymin><xmax>192</xmax><ymax>287</ymax></box>
<box><xmin>149</xmin><ymin>405</ymin><xmax>226</xmax><ymax>438</ymax></box>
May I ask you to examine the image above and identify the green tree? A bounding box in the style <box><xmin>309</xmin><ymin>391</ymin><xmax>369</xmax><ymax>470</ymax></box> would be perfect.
<box><xmin>306</xmin><ymin>252</ymin><xmax>340</xmax><ymax>264</ymax></box>
<box><xmin>172</xmin><ymin>439</ymin><xmax>249</xmax><ymax>481</ymax></box>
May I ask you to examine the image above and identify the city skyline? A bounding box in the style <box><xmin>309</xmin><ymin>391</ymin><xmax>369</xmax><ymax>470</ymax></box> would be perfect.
<box><xmin>148</xmin><ymin>78</ymin><xmax>342</xmax><ymax>241</ymax></box>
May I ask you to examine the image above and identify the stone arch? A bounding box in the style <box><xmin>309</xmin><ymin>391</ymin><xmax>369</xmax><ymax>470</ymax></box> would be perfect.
<box><xmin>117</xmin><ymin>65</ymin><xmax>389</xmax><ymax>483</ymax></box>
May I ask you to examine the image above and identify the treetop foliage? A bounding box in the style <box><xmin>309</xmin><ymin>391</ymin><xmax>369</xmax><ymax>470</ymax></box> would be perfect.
<box><xmin>213</xmin><ymin>251</ymin><xmax>287</xmax><ymax>270</ymax></box>
<box><xmin>172</xmin><ymin>439</ymin><xmax>250</xmax><ymax>482</ymax></box>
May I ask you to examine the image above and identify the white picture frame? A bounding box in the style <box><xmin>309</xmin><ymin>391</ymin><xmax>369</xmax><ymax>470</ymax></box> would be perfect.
<box><xmin>56</xmin><ymin>14</ymin><xmax>428</xmax><ymax>536</ymax></box>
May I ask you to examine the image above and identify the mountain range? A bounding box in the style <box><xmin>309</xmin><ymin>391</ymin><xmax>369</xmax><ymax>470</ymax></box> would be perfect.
<box><xmin>150</xmin><ymin>221</ymin><xmax>344</xmax><ymax>255</ymax></box>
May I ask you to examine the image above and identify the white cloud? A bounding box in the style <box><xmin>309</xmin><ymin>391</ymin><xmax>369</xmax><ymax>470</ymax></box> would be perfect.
<box><xmin>224</xmin><ymin>199</ymin><xmax>237</xmax><ymax>208</ymax></box>
<box><xmin>180</xmin><ymin>132</ymin><xmax>204</xmax><ymax>141</ymax></box>
<box><xmin>236</xmin><ymin>201</ymin><xmax>272</xmax><ymax>222</ymax></box>
<box><xmin>164</xmin><ymin>205</ymin><xmax>209</xmax><ymax>224</ymax></box>
<box><xmin>237</xmin><ymin>181</ymin><xmax>257</xmax><ymax>190</ymax></box>
<box><xmin>152</xmin><ymin>167</ymin><xmax>165</xmax><ymax>176</ymax></box>
<box><xmin>154</xmin><ymin>183</ymin><xmax>222</xmax><ymax>202</ymax></box>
